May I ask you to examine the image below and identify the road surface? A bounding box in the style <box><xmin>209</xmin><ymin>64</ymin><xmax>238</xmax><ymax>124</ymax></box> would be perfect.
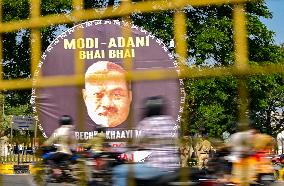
<box><xmin>1</xmin><ymin>174</ymin><xmax>284</xmax><ymax>185</ymax></box>
<box><xmin>0</xmin><ymin>174</ymin><xmax>76</xmax><ymax>186</ymax></box>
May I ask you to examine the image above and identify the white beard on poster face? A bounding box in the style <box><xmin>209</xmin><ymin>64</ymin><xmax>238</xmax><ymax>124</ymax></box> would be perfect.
<box><xmin>86</xmin><ymin>102</ymin><xmax>109</xmax><ymax>127</ymax></box>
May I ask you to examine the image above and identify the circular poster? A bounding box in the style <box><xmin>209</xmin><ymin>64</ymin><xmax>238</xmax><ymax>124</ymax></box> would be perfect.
<box><xmin>31</xmin><ymin>20</ymin><xmax>185</xmax><ymax>155</ymax></box>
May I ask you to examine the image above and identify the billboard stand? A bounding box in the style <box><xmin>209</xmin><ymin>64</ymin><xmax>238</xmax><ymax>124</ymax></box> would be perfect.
<box><xmin>33</xmin><ymin>119</ymin><xmax>38</xmax><ymax>148</ymax></box>
<box><xmin>10</xmin><ymin>121</ymin><xmax>13</xmax><ymax>152</ymax></box>
<box><xmin>17</xmin><ymin>149</ymin><xmax>20</xmax><ymax>165</ymax></box>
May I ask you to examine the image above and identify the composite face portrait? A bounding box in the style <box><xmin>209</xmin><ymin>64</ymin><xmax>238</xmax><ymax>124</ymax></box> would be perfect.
<box><xmin>82</xmin><ymin>61</ymin><xmax>132</xmax><ymax>127</ymax></box>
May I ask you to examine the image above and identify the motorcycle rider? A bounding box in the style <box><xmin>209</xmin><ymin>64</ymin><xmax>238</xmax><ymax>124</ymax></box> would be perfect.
<box><xmin>85</xmin><ymin>126</ymin><xmax>106</xmax><ymax>155</ymax></box>
<box><xmin>227</xmin><ymin>124</ymin><xmax>258</xmax><ymax>163</ymax></box>
<box><xmin>42</xmin><ymin>115</ymin><xmax>77</xmax><ymax>176</ymax></box>
<box><xmin>226</xmin><ymin>124</ymin><xmax>259</xmax><ymax>184</ymax></box>
<box><xmin>112</xmin><ymin>96</ymin><xmax>180</xmax><ymax>186</ymax></box>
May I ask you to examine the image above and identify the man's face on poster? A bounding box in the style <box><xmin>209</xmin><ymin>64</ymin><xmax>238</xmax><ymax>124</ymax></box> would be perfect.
<box><xmin>82</xmin><ymin>61</ymin><xmax>132</xmax><ymax>127</ymax></box>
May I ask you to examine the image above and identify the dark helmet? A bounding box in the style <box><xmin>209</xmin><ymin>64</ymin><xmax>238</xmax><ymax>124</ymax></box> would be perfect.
<box><xmin>96</xmin><ymin>126</ymin><xmax>106</xmax><ymax>133</ymax></box>
<box><xmin>144</xmin><ymin>96</ymin><xmax>166</xmax><ymax>117</ymax></box>
<box><xmin>59</xmin><ymin>115</ymin><xmax>73</xmax><ymax>125</ymax></box>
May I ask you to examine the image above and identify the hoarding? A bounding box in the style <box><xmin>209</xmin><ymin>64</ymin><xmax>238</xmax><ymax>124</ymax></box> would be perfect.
<box><xmin>31</xmin><ymin>20</ymin><xmax>185</xmax><ymax>159</ymax></box>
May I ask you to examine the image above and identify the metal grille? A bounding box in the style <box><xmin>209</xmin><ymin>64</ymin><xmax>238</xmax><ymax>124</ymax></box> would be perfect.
<box><xmin>0</xmin><ymin>0</ymin><xmax>272</xmax><ymax>126</ymax></box>
<box><xmin>0</xmin><ymin>0</ymin><xmax>281</xmax><ymax>185</ymax></box>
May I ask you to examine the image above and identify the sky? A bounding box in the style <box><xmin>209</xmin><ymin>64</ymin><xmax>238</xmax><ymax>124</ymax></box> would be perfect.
<box><xmin>261</xmin><ymin>0</ymin><xmax>284</xmax><ymax>45</ymax></box>
<box><xmin>55</xmin><ymin>1</ymin><xmax>283</xmax><ymax>45</ymax></box>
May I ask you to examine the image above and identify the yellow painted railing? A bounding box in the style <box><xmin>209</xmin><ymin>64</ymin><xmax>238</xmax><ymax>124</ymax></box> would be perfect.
<box><xmin>0</xmin><ymin>0</ymin><xmax>281</xmax><ymax>185</ymax></box>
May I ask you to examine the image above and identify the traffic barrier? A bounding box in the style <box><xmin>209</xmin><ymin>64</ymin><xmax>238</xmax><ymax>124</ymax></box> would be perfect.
<box><xmin>13</xmin><ymin>165</ymin><xmax>30</xmax><ymax>174</ymax></box>
<box><xmin>0</xmin><ymin>164</ymin><xmax>33</xmax><ymax>175</ymax></box>
<box><xmin>0</xmin><ymin>164</ymin><xmax>14</xmax><ymax>175</ymax></box>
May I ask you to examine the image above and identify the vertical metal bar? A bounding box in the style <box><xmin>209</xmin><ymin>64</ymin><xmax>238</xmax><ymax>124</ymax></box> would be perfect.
<box><xmin>174</xmin><ymin>10</ymin><xmax>189</xmax><ymax>183</ymax></box>
<box><xmin>233</xmin><ymin>4</ymin><xmax>249</xmax><ymax>129</ymax></box>
<box><xmin>73</xmin><ymin>0</ymin><xmax>83</xmax><ymax>12</ymax></box>
<box><xmin>0</xmin><ymin>0</ymin><xmax>2</xmax><ymax>82</ymax></box>
<box><xmin>238</xmin><ymin>78</ymin><xmax>249</xmax><ymax>130</ymax></box>
<box><xmin>17</xmin><ymin>145</ymin><xmax>20</xmax><ymax>165</ymax></box>
<box><xmin>174</xmin><ymin>11</ymin><xmax>187</xmax><ymax>72</ymax></box>
<box><xmin>121</xmin><ymin>13</ymin><xmax>133</xmax><ymax>134</ymax></box>
<box><xmin>72</xmin><ymin>0</ymin><xmax>85</xmax><ymax>133</ymax></box>
<box><xmin>233</xmin><ymin>4</ymin><xmax>250</xmax><ymax>186</ymax></box>
<box><xmin>10</xmin><ymin>122</ymin><xmax>13</xmax><ymax>155</ymax></box>
<box><xmin>121</xmin><ymin>0</ymin><xmax>133</xmax><ymax>75</ymax></box>
<box><xmin>30</xmin><ymin>0</ymin><xmax>41</xmax><ymax>78</ymax></box>
<box><xmin>120</xmin><ymin>2</ymin><xmax>135</xmax><ymax>186</ymax></box>
<box><xmin>33</xmin><ymin>119</ymin><xmax>37</xmax><ymax>149</ymax></box>
<box><xmin>122</xmin><ymin>17</ymin><xmax>133</xmax><ymax>71</ymax></box>
<box><xmin>74</xmin><ymin>30</ymin><xmax>84</xmax><ymax>76</ymax></box>
<box><xmin>233</xmin><ymin>4</ymin><xmax>248</xmax><ymax>72</ymax></box>
<box><xmin>0</xmin><ymin>0</ymin><xmax>3</xmax><ymax>125</ymax></box>
<box><xmin>30</xmin><ymin>1</ymin><xmax>41</xmax><ymax>167</ymax></box>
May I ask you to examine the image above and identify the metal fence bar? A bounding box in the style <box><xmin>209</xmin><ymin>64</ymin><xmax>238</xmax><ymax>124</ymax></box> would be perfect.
<box><xmin>233</xmin><ymin>4</ymin><xmax>249</xmax><ymax>73</ymax></box>
<box><xmin>0</xmin><ymin>0</ymin><xmax>3</xmax><ymax>81</ymax></box>
<box><xmin>30</xmin><ymin>0</ymin><xmax>42</xmax><ymax>78</ymax></box>
<box><xmin>233</xmin><ymin>4</ymin><xmax>250</xmax><ymax>130</ymax></box>
<box><xmin>0</xmin><ymin>0</ymin><xmax>257</xmax><ymax>34</ymax></box>
<box><xmin>1</xmin><ymin>63</ymin><xmax>284</xmax><ymax>90</ymax></box>
<box><xmin>72</xmin><ymin>0</ymin><xmax>86</xmax><ymax>133</ymax></box>
<box><xmin>174</xmin><ymin>11</ymin><xmax>188</xmax><ymax>70</ymax></box>
<box><xmin>233</xmin><ymin>4</ymin><xmax>250</xmax><ymax>185</ymax></box>
<box><xmin>0</xmin><ymin>0</ymin><xmax>280</xmax><ymax>185</ymax></box>
<box><xmin>0</xmin><ymin>149</ymin><xmax>40</xmax><ymax>164</ymax></box>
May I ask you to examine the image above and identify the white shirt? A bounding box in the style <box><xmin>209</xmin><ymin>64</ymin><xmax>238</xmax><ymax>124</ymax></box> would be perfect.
<box><xmin>44</xmin><ymin>125</ymin><xmax>77</xmax><ymax>155</ymax></box>
<box><xmin>137</xmin><ymin>115</ymin><xmax>180</xmax><ymax>171</ymax></box>
<box><xmin>227</xmin><ymin>130</ymin><xmax>255</xmax><ymax>162</ymax></box>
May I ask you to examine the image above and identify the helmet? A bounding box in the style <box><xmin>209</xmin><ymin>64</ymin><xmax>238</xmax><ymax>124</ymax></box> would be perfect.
<box><xmin>144</xmin><ymin>96</ymin><xmax>166</xmax><ymax>117</ymax></box>
<box><xmin>96</xmin><ymin>126</ymin><xmax>106</xmax><ymax>133</ymax></box>
<box><xmin>59</xmin><ymin>115</ymin><xmax>73</xmax><ymax>125</ymax></box>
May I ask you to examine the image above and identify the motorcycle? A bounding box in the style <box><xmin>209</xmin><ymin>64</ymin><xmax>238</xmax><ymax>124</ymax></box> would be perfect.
<box><xmin>33</xmin><ymin>145</ymin><xmax>82</xmax><ymax>185</ymax></box>
<box><xmin>84</xmin><ymin>150</ymin><xmax>242</xmax><ymax>186</ymax></box>
<box><xmin>272</xmin><ymin>154</ymin><xmax>284</xmax><ymax>180</ymax></box>
<box><xmin>206</xmin><ymin>146</ymin><xmax>275</xmax><ymax>186</ymax></box>
<box><xmin>84</xmin><ymin>149</ymin><xmax>127</xmax><ymax>186</ymax></box>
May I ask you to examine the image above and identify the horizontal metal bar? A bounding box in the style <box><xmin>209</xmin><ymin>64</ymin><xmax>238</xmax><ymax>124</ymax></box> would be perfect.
<box><xmin>0</xmin><ymin>0</ymin><xmax>256</xmax><ymax>33</ymax></box>
<box><xmin>0</xmin><ymin>62</ymin><xmax>283</xmax><ymax>90</ymax></box>
<box><xmin>180</xmin><ymin>63</ymin><xmax>284</xmax><ymax>78</ymax></box>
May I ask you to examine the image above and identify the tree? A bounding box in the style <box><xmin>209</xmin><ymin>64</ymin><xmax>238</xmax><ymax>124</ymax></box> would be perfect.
<box><xmin>0</xmin><ymin>93</ymin><xmax>8</xmax><ymax>137</ymax></box>
<box><xmin>132</xmin><ymin>0</ymin><xmax>284</xmax><ymax>137</ymax></box>
<box><xmin>180</xmin><ymin>77</ymin><xmax>239</xmax><ymax>137</ymax></box>
<box><xmin>1</xmin><ymin>0</ymin><xmax>111</xmax><ymax>108</ymax></box>
<box><xmin>1</xmin><ymin>0</ymin><xmax>284</xmax><ymax>138</ymax></box>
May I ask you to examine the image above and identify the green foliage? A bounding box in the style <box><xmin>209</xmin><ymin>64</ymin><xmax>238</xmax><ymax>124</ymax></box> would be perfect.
<box><xmin>1</xmin><ymin>0</ymin><xmax>284</xmax><ymax>139</ymax></box>
<box><xmin>181</xmin><ymin>77</ymin><xmax>238</xmax><ymax>138</ymax></box>
<box><xmin>248</xmin><ymin>70</ymin><xmax>284</xmax><ymax>136</ymax></box>
<box><xmin>2</xmin><ymin>0</ymin><xmax>29</xmax><ymax>22</ymax></box>
<box><xmin>41</xmin><ymin>0</ymin><xmax>72</xmax><ymax>15</ymax></box>
<box><xmin>133</xmin><ymin>1</ymin><xmax>284</xmax><ymax>137</ymax></box>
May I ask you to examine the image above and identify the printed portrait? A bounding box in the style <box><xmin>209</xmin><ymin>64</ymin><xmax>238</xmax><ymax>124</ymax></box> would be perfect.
<box><xmin>82</xmin><ymin>61</ymin><xmax>132</xmax><ymax>127</ymax></box>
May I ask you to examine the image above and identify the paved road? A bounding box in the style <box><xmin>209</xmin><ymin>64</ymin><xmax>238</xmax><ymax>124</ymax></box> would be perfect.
<box><xmin>0</xmin><ymin>175</ymin><xmax>36</xmax><ymax>186</ymax></box>
<box><xmin>1</xmin><ymin>174</ymin><xmax>284</xmax><ymax>186</ymax></box>
<box><xmin>0</xmin><ymin>175</ymin><xmax>76</xmax><ymax>186</ymax></box>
